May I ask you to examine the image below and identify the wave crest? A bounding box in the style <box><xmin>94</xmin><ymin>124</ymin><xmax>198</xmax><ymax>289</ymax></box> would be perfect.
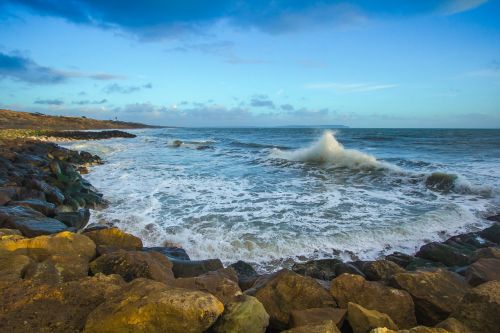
<box><xmin>270</xmin><ymin>131</ymin><xmax>386</xmax><ymax>170</ymax></box>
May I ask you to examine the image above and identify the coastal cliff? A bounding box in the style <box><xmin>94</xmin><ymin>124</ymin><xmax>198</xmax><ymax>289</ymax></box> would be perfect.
<box><xmin>0</xmin><ymin>137</ymin><xmax>499</xmax><ymax>333</ymax></box>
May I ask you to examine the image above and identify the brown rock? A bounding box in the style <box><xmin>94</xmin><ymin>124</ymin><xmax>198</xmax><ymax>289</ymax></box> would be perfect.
<box><xmin>472</xmin><ymin>247</ymin><xmax>500</xmax><ymax>260</ymax></box>
<box><xmin>212</xmin><ymin>295</ymin><xmax>269</xmax><ymax>333</ymax></box>
<box><xmin>465</xmin><ymin>258</ymin><xmax>500</xmax><ymax>286</ymax></box>
<box><xmin>290</xmin><ymin>307</ymin><xmax>347</xmax><ymax>328</ymax></box>
<box><xmin>435</xmin><ymin>318</ymin><xmax>472</xmax><ymax>333</ymax></box>
<box><xmin>83</xmin><ymin>278</ymin><xmax>224</xmax><ymax>333</ymax></box>
<box><xmin>0</xmin><ymin>253</ymin><xmax>32</xmax><ymax>281</ymax></box>
<box><xmin>171</xmin><ymin>269</ymin><xmax>242</xmax><ymax>304</ymax></box>
<box><xmin>361</xmin><ymin>260</ymin><xmax>405</xmax><ymax>281</ymax></box>
<box><xmin>0</xmin><ymin>273</ymin><xmax>124</xmax><ymax>333</ymax></box>
<box><xmin>282</xmin><ymin>320</ymin><xmax>341</xmax><ymax>333</ymax></box>
<box><xmin>0</xmin><ymin>231</ymin><xmax>96</xmax><ymax>261</ymax></box>
<box><xmin>246</xmin><ymin>269</ymin><xmax>337</xmax><ymax>330</ymax></box>
<box><xmin>89</xmin><ymin>250</ymin><xmax>174</xmax><ymax>283</ymax></box>
<box><xmin>348</xmin><ymin>302</ymin><xmax>398</xmax><ymax>333</ymax></box>
<box><xmin>330</xmin><ymin>273</ymin><xmax>416</xmax><ymax>329</ymax></box>
<box><xmin>452</xmin><ymin>280</ymin><xmax>500</xmax><ymax>333</ymax></box>
<box><xmin>391</xmin><ymin>269</ymin><xmax>469</xmax><ymax>326</ymax></box>
<box><xmin>370</xmin><ymin>328</ymin><xmax>450</xmax><ymax>333</ymax></box>
<box><xmin>83</xmin><ymin>227</ymin><xmax>142</xmax><ymax>252</ymax></box>
<box><xmin>25</xmin><ymin>254</ymin><xmax>89</xmax><ymax>283</ymax></box>
<box><xmin>172</xmin><ymin>258</ymin><xmax>224</xmax><ymax>278</ymax></box>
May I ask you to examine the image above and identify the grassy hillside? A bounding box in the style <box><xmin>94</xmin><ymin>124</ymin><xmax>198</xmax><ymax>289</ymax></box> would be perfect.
<box><xmin>0</xmin><ymin>109</ymin><xmax>158</xmax><ymax>130</ymax></box>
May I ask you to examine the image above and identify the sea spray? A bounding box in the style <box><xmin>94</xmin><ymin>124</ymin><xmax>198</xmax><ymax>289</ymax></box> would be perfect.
<box><xmin>271</xmin><ymin>130</ymin><xmax>386</xmax><ymax>170</ymax></box>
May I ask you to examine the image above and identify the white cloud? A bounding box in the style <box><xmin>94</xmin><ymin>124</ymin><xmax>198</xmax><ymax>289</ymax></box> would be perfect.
<box><xmin>441</xmin><ymin>0</ymin><xmax>488</xmax><ymax>15</ymax></box>
<box><xmin>304</xmin><ymin>82</ymin><xmax>397</xmax><ymax>93</ymax></box>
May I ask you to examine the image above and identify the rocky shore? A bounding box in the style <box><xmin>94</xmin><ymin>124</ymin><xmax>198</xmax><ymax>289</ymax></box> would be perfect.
<box><xmin>0</xmin><ymin>137</ymin><xmax>499</xmax><ymax>333</ymax></box>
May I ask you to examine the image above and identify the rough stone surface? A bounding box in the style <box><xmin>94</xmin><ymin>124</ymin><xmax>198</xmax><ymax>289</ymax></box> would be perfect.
<box><xmin>171</xmin><ymin>270</ymin><xmax>242</xmax><ymax>304</ymax></box>
<box><xmin>370</xmin><ymin>328</ymin><xmax>450</xmax><ymax>333</ymax></box>
<box><xmin>54</xmin><ymin>208</ymin><xmax>90</xmax><ymax>229</ymax></box>
<box><xmin>89</xmin><ymin>249</ymin><xmax>174</xmax><ymax>283</ymax></box>
<box><xmin>479</xmin><ymin>224</ymin><xmax>500</xmax><ymax>244</ymax></box>
<box><xmin>212</xmin><ymin>295</ymin><xmax>269</xmax><ymax>333</ymax></box>
<box><xmin>143</xmin><ymin>246</ymin><xmax>190</xmax><ymax>260</ymax></box>
<box><xmin>330</xmin><ymin>273</ymin><xmax>416</xmax><ymax>329</ymax></box>
<box><xmin>465</xmin><ymin>258</ymin><xmax>500</xmax><ymax>286</ymax></box>
<box><xmin>246</xmin><ymin>269</ymin><xmax>337</xmax><ymax>330</ymax></box>
<box><xmin>0</xmin><ymin>274</ymin><xmax>125</xmax><ymax>333</ymax></box>
<box><xmin>0</xmin><ymin>253</ymin><xmax>32</xmax><ymax>281</ymax></box>
<box><xmin>290</xmin><ymin>307</ymin><xmax>347</xmax><ymax>328</ymax></box>
<box><xmin>435</xmin><ymin>318</ymin><xmax>472</xmax><ymax>333</ymax></box>
<box><xmin>416</xmin><ymin>243</ymin><xmax>472</xmax><ymax>267</ymax></box>
<box><xmin>361</xmin><ymin>260</ymin><xmax>406</xmax><ymax>281</ymax></box>
<box><xmin>83</xmin><ymin>278</ymin><xmax>224</xmax><ymax>333</ymax></box>
<box><xmin>452</xmin><ymin>280</ymin><xmax>500</xmax><ymax>333</ymax></box>
<box><xmin>292</xmin><ymin>259</ymin><xmax>342</xmax><ymax>281</ymax></box>
<box><xmin>83</xmin><ymin>227</ymin><xmax>142</xmax><ymax>252</ymax></box>
<box><xmin>229</xmin><ymin>260</ymin><xmax>260</xmax><ymax>290</ymax></box>
<box><xmin>348</xmin><ymin>302</ymin><xmax>399</xmax><ymax>333</ymax></box>
<box><xmin>391</xmin><ymin>269</ymin><xmax>469</xmax><ymax>326</ymax></box>
<box><xmin>172</xmin><ymin>258</ymin><xmax>224</xmax><ymax>278</ymax></box>
<box><xmin>282</xmin><ymin>320</ymin><xmax>341</xmax><ymax>333</ymax></box>
<box><xmin>0</xmin><ymin>231</ymin><xmax>96</xmax><ymax>261</ymax></box>
<box><xmin>8</xmin><ymin>199</ymin><xmax>56</xmax><ymax>216</ymax></box>
<box><xmin>472</xmin><ymin>247</ymin><xmax>500</xmax><ymax>260</ymax></box>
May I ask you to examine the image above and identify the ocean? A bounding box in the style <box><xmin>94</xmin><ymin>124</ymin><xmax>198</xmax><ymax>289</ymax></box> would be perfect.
<box><xmin>63</xmin><ymin>128</ymin><xmax>500</xmax><ymax>271</ymax></box>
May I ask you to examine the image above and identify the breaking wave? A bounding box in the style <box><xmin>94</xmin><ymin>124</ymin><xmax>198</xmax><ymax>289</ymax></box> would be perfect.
<box><xmin>270</xmin><ymin>131</ymin><xmax>391</xmax><ymax>170</ymax></box>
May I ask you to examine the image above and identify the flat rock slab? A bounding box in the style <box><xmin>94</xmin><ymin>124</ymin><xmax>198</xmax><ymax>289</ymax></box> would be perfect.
<box><xmin>3</xmin><ymin>217</ymin><xmax>68</xmax><ymax>237</ymax></box>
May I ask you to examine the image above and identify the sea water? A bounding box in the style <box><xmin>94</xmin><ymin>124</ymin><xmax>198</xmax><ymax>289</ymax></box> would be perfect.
<box><xmin>63</xmin><ymin>128</ymin><xmax>500</xmax><ymax>271</ymax></box>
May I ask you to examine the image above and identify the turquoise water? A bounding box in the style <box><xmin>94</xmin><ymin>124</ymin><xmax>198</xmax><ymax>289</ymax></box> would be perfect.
<box><xmin>64</xmin><ymin>128</ymin><xmax>500</xmax><ymax>271</ymax></box>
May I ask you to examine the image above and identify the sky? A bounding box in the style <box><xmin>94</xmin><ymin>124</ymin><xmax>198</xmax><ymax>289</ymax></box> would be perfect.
<box><xmin>0</xmin><ymin>0</ymin><xmax>499</xmax><ymax>128</ymax></box>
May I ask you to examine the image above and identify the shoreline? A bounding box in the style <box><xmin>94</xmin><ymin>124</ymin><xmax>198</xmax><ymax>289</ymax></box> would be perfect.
<box><xmin>0</xmin><ymin>136</ymin><xmax>499</xmax><ymax>332</ymax></box>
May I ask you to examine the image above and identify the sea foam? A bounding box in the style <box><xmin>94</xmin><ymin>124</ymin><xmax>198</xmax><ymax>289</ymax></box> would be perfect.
<box><xmin>271</xmin><ymin>131</ymin><xmax>387</xmax><ymax>170</ymax></box>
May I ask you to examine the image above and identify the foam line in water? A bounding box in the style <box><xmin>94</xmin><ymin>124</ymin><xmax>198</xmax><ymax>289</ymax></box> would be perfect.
<box><xmin>271</xmin><ymin>131</ymin><xmax>388</xmax><ymax>170</ymax></box>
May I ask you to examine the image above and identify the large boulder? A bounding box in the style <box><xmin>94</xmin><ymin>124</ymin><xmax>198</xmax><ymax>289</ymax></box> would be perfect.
<box><xmin>212</xmin><ymin>295</ymin><xmax>269</xmax><ymax>333</ymax></box>
<box><xmin>282</xmin><ymin>320</ymin><xmax>341</xmax><ymax>333</ymax></box>
<box><xmin>24</xmin><ymin>254</ymin><xmax>89</xmax><ymax>283</ymax></box>
<box><xmin>330</xmin><ymin>273</ymin><xmax>416</xmax><ymax>329</ymax></box>
<box><xmin>83</xmin><ymin>278</ymin><xmax>224</xmax><ymax>333</ymax></box>
<box><xmin>0</xmin><ymin>205</ymin><xmax>67</xmax><ymax>237</ymax></box>
<box><xmin>391</xmin><ymin>269</ymin><xmax>469</xmax><ymax>326</ymax></box>
<box><xmin>292</xmin><ymin>259</ymin><xmax>342</xmax><ymax>281</ymax></box>
<box><xmin>416</xmin><ymin>243</ymin><xmax>472</xmax><ymax>267</ymax></box>
<box><xmin>0</xmin><ymin>231</ymin><xmax>96</xmax><ymax>261</ymax></box>
<box><xmin>89</xmin><ymin>250</ymin><xmax>174</xmax><ymax>283</ymax></box>
<box><xmin>479</xmin><ymin>224</ymin><xmax>500</xmax><ymax>244</ymax></box>
<box><xmin>8</xmin><ymin>199</ymin><xmax>56</xmax><ymax>216</ymax></box>
<box><xmin>246</xmin><ymin>269</ymin><xmax>336</xmax><ymax>330</ymax></box>
<box><xmin>290</xmin><ymin>307</ymin><xmax>347</xmax><ymax>328</ymax></box>
<box><xmin>170</xmin><ymin>270</ymin><xmax>242</xmax><ymax>304</ymax></box>
<box><xmin>451</xmin><ymin>280</ymin><xmax>500</xmax><ymax>333</ymax></box>
<box><xmin>360</xmin><ymin>260</ymin><xmax>405</xmax><ymax>282</ymax></box>
<box><xmin>465</xmin><ymin>257</ymin><xmax>500</xmax><ymax>286</ymax></box>
<box><xmin>370</xmin><ymin>328</ymin><xmax>450</xmax><ymax>333</ymax></box>
<box><xmin>54</xmin><ymin>208</ymin><xmax>90</xmax><ymax>230</ymax></box>
<box><xmin>143</xmin><ymin>246</ymin><xmax>190</xmax><ymax>260</ymax></box>
<box><xmin>171</xmin><ymin>258</ymin><xmax>223</xmax><ymax>278</ymax></box>
<box><xmin>0</xmin><ymin>273</ymin><xmax>125</xmax><ymax>333</ymax></box>
<box><xmin>228</xmin><ymin>260</ymin><xmax>260</xmax><ymax>290</ymax></box>
<box><xmin>348</xmin><ymin>302</ymin><xmax>399</xmax><ymax>333</ymax></box>
<box><xmin>472</xmin><ymin>247</ymin><xmax>500</xmax><ymax>260</ymax></box>
<box><xmin>0</xmin><ymin>253</ymin><xmax>32</xmax><ymax>282</ymax></box>
<box><xmin>83</xmin><ymin>227</ymin><xmax>142</xmax><ymax>253</ymax></box>
<box><xmin>435</xmin><ymin>318</ymin><xmax>472</xmax><ymax>333</ymax></box>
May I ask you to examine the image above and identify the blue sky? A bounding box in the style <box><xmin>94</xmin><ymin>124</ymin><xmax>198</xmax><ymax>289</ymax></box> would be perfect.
<box><xmin>0</xmin><ymin>0</ymin><xmax>499</xmax><ymax>127</ymax></box>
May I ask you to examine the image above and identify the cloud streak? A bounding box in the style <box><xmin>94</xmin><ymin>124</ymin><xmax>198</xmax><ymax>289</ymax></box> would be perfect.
<box><xmin>104</xmin><ymin>83</ymin><xmax>152</xmax><ymax>94</ymax></box>
<box><xmin>304</xmin><ymin>82</ymin><xmax>398</xmax><ymax>93</ymax></box>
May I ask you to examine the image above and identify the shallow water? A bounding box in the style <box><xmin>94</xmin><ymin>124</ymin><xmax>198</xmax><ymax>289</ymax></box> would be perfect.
<box><xmin>63</xmin><ymin>128</ymin><xmax>500</xmax><ymax>271</ymax></box>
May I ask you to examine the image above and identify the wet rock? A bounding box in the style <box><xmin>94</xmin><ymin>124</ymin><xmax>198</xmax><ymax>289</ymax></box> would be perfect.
<box><xmin>90</xmin><ymin>249</ymin><xmax>174</xmax><ymax>283</ymax></box>
<box><xmin>334</xmin><ymin>262</ymin><xmax>366</xmax><ymax>277</ymax></box>
<box><xmin>370</xmin><ymin>327</ymin><xmax>450</xmax><ymax>333</ymax></box>
<box><xmin>282</xmin><ymin>320</ymin><xmax>341</xmax><ymax>333</ymax></box>
<box><xmin>0</xmin><ymin>273</ymin><xmax>124</xmax><ymax>333</ymax></box>
<box><xmin>171</xmin><ymin>269</ymin><xmax>242</xmax><ymax>304</ymax></box>
<box><xmin>435</xmin><ymin>318</ymin><xmax>472</xmax><ymax>333</ymax></box>
<box><xmin>0</xmin><ymin>231</ymin><xmax>96</xmax><ymax>262</ymax></box>
<box><xmin>4</xmin><ymin>216</ymin><xmax>68</xmax><ymax>237</ymax></box>
<box><xmin>479</xmin><ymin>223</ymin><xmax>500</xmax><ymax>244</ymax></box>
<box><xmin>24</xmin><ymin>178</ymin><xmax>65</xmax><ymax>205</ymax></box>
<box><xmin>452</xmin><ymin>280</ymin><xmax>500</xmax><ymax>333</ymax></box>
<box><xmin>290</xmin><ymin>307</ymin><xmax>347</xmax><ymax>328</ymax></box>
<box><xmin>246</xmin><ymin>269</ymin><xmax>336</xmax><ymax>330</ymax></box>
<box><xmin>416</xmin><ymin>242</ymin><xmax>472</xmax><ymax>267</ymax></box>
<box><xmin>405</xmin><ymin>257</ymin><xmax>446</xmax><ymax>272</ymax></box>
<box><xmin>143</xmin><ymin>246</ymin><xmax>190</xmax><ymax>260</ymax></box>
<box><xmin>330</xmin><ymin>273</ymin><xmax>416</xmax><ymax>329</ymax></box>
<box><xmin>0</xmin><ymin>187</ymin><xmax>17</xmax><ymax>205</ymax></box>
<box><xmin>444</xmin><ymin>232</ymin><xmax>495</xmax><ymax>250</ymax></box>
<box><xmin>472</xmin><ymin>246</ymin><xmax>500</xmax><ymax>260</ymax></box>
<box><xmin>83</xmin><ymin>227</ymin><xmax>142</xmax><ymax>253</ymax></box>
<box><xmin>348</xmin><ymin>302</ymin><xmax>399</xmax><ymax>333</ymax></box>
<box><xmin>292</xmin><ymin>259</ymin><xmax>342</xmax><ymax>281</ymax></box>
<box><xmin>361</xmin><ymin>260</ymin><xmax>405</xmax><ymax>281</ymax></box>
<box><xmin>391</xmin><ymin>269</ymin><xmax>469</xmax><ymax>326</ymax></box>
<box><xmin>212</xmin><ymin>295</ymin><xmax>269</xmax><ymax>333</ymax></box>
<box><xmin>385</xmin><ymin>252</ymin><xmax>415</xmax><ymax>268</ymax></box>
<box><xmin>425</xmin><ymin>172</ymin><xmax>456</xmax><ymax>192</ymax></box>
<box><xmin>0</xmin><ymin>253</ymin><xmax>32</xmax><ymax>281</ymax></box>
<box><xmin>465</xmin><ymin>258</ymin><xmax>500</xmax><ymax>286</ymax></box>
<box><xmin>83</xmin><ymin>278</ymin><xmax>224</xmax><ymax>333</ymax></box>
<box><xmin>7</xmin><ymin>199</ymin><xmax>56</xmax><ymax>216</ymax></box>
<box><xmin>228</xmin><ymin>260</ymin><xmax>260</xmax><ymax>290</ymax></box>
<box><xmin>54</xmin><ymin>208</ymin><xmax>90</xmax><ymax>229</ymax></box>
<box><xmin>486</xmin><ymin>214</ymin><xmax>500</xmax><ymax>222</ymax></box>
<box><xmin>172</xmin><ymin>258</ymin><xmax>224</xmax><ymax>278</ymax></box>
